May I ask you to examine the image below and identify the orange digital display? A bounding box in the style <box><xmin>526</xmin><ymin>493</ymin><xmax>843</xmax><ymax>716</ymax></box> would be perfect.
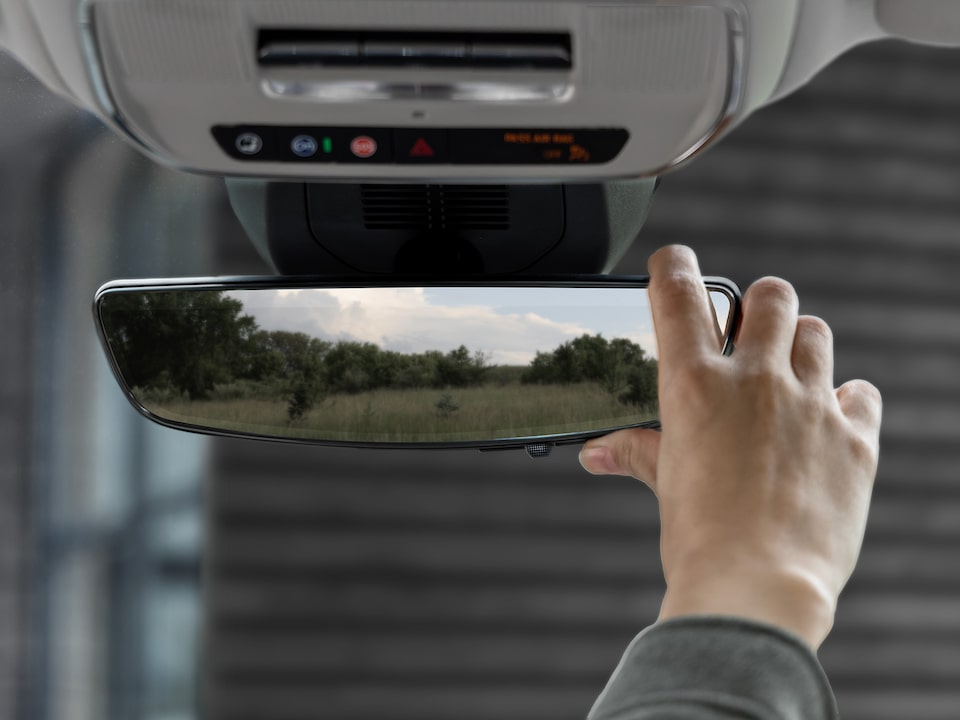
<box><xmin>504</xmin><ymin>131</ymin><xmax>579</xmax><ymax>145</ymax></box>
<box><xmin>503</xmin><ymin>132</ymin><xmax>533</xmax><ymax>144</ymax></box>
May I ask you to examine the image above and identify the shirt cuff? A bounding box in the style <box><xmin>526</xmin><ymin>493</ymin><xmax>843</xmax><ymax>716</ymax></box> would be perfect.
<box><xmin>587</xmin><ymin>616</ymin><xmax>839</xmax><ymax>720</ymax></box>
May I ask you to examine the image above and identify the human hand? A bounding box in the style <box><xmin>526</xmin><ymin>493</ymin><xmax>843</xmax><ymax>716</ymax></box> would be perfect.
<box><xmin>579</xmin><ymin>245</ymin><xmax>882</xmax><ymax>649</ymax></box>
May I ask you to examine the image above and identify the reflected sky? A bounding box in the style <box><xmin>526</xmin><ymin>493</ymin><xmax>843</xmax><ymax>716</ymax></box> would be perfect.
<box><xmin>225</xmin><ymin>286</ymin><xmax>668</xmax><ymax>365</ymax></box>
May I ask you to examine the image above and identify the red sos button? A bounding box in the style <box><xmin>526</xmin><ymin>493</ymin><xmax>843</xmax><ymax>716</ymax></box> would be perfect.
<box><xmin>350</xmin><ymin>136</ymin><xmax>378</xmax><ymax>158</ymax></box>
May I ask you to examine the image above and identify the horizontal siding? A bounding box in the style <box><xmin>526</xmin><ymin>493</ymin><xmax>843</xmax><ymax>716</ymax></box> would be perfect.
<box><xmin>210</xmin><ymin>684</ymin><xmax>604</xmax><ymax>720</ymax></box>
<box><xmin>206</xmin><ymin>41</ymin><xmax>960</xmax><ymax>720</ymax></box>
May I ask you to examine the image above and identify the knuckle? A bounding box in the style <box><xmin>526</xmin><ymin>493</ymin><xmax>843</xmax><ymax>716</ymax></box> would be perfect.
<box><xmin>747</xmin><ymin>276</ymin><xmax>798</xmax><ymax>308</ymax></box>
<box><xmin>735</xmin><ymin>362</ymin><xmax>796</xmax><ymax>411</ymax></box>
<box><xmin>673</xmin><ymin>356</ymin><xmax>724</xmax><ymax>390</ymax></box>
<box><xmin>667</xmin><ymin>358</ymin><xmax>736</xmax><ymax>417</ymax></box>
<box><xmin>797</xmin><ymin>315</ymin><xmax>833</xmax><ymax>343</ymax></box>
<box><xmin>599</xmin><ymin>429</ymin><xmax>653</xmax><ymax>483</ymax></box>
<box><xmin>838</xmin><ymin>379</ymin><xmax>884</xmax><ymax>426</ymax></box>
<box><xmin>615</xmin><ymin>438</ymin><xmax>640</xmax><ymax>476</ymax></box>
<box><xmin>652</xmin><ymin>270</ymin><xmax>708</xmax><ymax>310</ymax></box>
<box><xmin>751</xmin><ymin>367</ymin><xmax>792</xmax><ymax>396</ymax></box>
<box><xmin>846</xmin><ymin>378</ymin><xmax>883</xmax><ymax>406</ymax></box>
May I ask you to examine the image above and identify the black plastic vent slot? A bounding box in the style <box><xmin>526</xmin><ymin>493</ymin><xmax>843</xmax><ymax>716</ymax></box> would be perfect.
<box><xmin>361</xmin><ymin>185</ymin><xmax>510</xmax><ymax>230</ymax></box>
<box><xmin>258</xmin><ymin>30</ymin><xmax>572</xmax><ymax>69</ymax></box>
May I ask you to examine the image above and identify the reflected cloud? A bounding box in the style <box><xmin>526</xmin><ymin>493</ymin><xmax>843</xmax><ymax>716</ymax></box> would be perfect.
<box><xmin>226</xmin><ymin>287</ymin><xmax>658</xmax><ymax>364</ymax></box>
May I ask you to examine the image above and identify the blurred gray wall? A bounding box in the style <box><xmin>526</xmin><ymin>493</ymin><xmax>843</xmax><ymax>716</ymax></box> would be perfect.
<box><xmin>203</xmin><ymin>40</ymin><xmax>960</xmax><ymax>720</ymax></box>
<box><xmin>0</xmin><ymin>55</ymin><xmax>39</xmax><ymax>720</ymax></box>
<box><xmin>0</xmin><ymin>53</ymin><xmax>240</xmax><ymax>720</ymax></box>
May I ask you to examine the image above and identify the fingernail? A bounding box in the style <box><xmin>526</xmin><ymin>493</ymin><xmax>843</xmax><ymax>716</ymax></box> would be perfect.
<box><xmin>579</xmin><ymin>447</ymin><xmax>621</xmax><ymax>475</ymax></box>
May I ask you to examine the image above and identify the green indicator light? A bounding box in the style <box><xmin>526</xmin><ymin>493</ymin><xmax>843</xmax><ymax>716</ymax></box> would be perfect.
<box><xmin>322</xmin><ymin>137</ymin><xmax>333</xmax><ymax>154</ymax></box>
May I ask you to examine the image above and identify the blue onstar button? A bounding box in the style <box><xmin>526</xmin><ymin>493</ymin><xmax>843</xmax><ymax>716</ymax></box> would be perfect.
<box><xmin>291</xmin><ymin>135</ymin><xmax>319</xmax><ymax>158</ymax></box>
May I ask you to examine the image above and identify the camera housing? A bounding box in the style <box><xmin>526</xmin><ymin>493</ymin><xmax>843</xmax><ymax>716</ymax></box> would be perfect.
<box><xmin>227</xmin><ymin>178</ymin><xmax>659</xmax><ymax>275</ymax></box>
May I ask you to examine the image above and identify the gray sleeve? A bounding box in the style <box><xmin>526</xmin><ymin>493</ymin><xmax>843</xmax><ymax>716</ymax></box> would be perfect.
<box><xmin>587</xmin><ymin>617</ymin><xmax>839</xmax><ymax>720</ymax></box>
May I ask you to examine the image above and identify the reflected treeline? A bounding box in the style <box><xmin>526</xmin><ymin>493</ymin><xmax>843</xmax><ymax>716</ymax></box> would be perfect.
<box><xmin>522</xmin><ymin>334</ymin><xmax>658</xmax><ymax>406</ymax></box>
<box><xmin>101</xmin><ymin>291</ymin><xmax>658</xmax><ymax>420</ymax></box>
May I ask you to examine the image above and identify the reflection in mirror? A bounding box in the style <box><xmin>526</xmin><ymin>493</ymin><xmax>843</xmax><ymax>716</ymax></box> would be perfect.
<box><xmin>97</xmin><ymin>283</ymin><xmax>736</xmax><ymax>446</ymax></box>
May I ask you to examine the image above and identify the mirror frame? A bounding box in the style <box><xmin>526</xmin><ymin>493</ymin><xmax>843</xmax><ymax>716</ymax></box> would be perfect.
<box><xmin>94</xmin><ymin>275</ymin><xmax>741</xmax><ymax>452</ymax></box>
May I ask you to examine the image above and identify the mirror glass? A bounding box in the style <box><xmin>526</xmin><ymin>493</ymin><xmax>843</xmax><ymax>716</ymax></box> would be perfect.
<box><xmin>97</xmin><ymin>282</ymin><xmax>737</xmax><ymax>447</ymax></box>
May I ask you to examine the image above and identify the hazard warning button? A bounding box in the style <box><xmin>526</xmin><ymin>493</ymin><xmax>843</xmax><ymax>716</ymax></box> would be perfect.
<box><xmin>409</xmin><ymin>138</ymin><xmax>434</xmax><ymax>157</ymax></box>
<box><xmin>394</xmin><ymin>129</ymin><xmax>449</xmax><ymax>163</ymax></box>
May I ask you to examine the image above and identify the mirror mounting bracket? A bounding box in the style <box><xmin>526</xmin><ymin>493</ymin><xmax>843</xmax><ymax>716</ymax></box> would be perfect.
<box><xmin>226</xmin><ymin>178</ymin><xmax>659</xmax><ymax>276</ymax></box>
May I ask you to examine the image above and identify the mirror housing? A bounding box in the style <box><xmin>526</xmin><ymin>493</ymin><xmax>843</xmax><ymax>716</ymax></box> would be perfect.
<box><xmin>226</xmin><ymin>179</ymin><xmax>659</xmax><ymax>275</ymax></box>
<box><xmin>95</xmin><ymin>276</ymin><xmax>740</xmax><ymax>452</ymax></box>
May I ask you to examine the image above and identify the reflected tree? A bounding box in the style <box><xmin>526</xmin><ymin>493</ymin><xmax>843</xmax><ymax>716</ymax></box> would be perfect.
<box><xmin>101</xmin><ymin>291</ymin><xmax>256</xmax><ymax>399</ymax></box>
<box><xmin>245</xmin><ymin>330</ymin><xmax>331</xmax><ymax>420</ymax></box>
<box><xmin>522</xmin><ymin>333</ymin><xmax>658</xmax><ymax>407</ymax></box>
<box><xmin>618</xmin><ymin>359</ymin><xmax>658</xmax><ymax>408</ymax></box>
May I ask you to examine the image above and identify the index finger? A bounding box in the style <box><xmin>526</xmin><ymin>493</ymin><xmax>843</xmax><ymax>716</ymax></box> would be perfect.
<box><xmin>648</xmin><ymin>246</ymin><xmax>722</xmax><ymax>369</ymax></box>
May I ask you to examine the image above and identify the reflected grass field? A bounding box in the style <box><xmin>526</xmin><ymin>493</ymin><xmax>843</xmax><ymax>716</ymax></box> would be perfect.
<box><xmin>142</xmin><ymin>382</ymin><xmax>658</xmax><ymax>443</ymax></box>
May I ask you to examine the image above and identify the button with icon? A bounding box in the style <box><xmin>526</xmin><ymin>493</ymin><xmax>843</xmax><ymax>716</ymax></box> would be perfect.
<box><xmin>235</xmin><ymin>132</ymin><xmax>264</xmax><ymax>156</ymax></box>
<box><xmin>290</xmin><ymin>134</ymin><xmax>319</xmax><ymax>158</ymax></box>
<box><xmin>350</xmin><ymin>135</ymin><xmax>378</xmax><ymax>158</ymax></box>
<box><xmin>333</xmin><ymin>129</ymin><xmax>392</xmax><ymax>163</ymax></box>
<box><xmin>395</xmin><ymin>129</ymin><xmax>448</xmax><ymax>163</ymax></box>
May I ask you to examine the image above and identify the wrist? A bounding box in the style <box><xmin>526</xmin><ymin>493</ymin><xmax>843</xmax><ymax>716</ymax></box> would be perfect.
<box><xmin>658</xmin><ymin>562</ymin><xmax>837</xmax><ymax>650</ymax></box>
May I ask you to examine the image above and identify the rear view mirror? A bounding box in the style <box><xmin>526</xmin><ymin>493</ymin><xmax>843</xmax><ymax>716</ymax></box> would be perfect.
<box><xmin>95</xmin><ymin>277</ymin><xmax>739</xmax><ymax>451</ymax></box>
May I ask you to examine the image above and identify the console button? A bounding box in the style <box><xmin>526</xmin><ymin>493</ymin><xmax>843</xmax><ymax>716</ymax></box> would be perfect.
<box><xmin>394</xmin><ymin>130</ymin><xmax>449</xmax><ymax>163</ymax></box>
<box><xmin>350</xmin><ymin>136</ymin><xmax>377</xmax><ymax>158</ymax></box>
<box><xmin>333</xmin><ymin>129</ymin><xmax>393</xmax><ymax>163</ymax></box>
<box><xmin>290</xmin><ymin>134</ymin><xmax>319</xmax><ymax>158</ymax></box>
<box><xmin>274</xmin><ymin>128</ymin><xmax>335</xmax><ymax>162</ymax></box>
<box><xmin>235</xmin><ymin>132</ymin><xmax>263</xmax><ymax>155</ymax></box>
<box><xmin>212</xmin><ymin>125</ymin><xmax>281</xmax><ymax>160</ymax></box>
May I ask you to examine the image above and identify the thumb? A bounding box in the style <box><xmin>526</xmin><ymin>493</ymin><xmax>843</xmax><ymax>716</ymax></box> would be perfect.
<box><xmin>579</xmin><ymin>428</ymin><xmax>661</xmax><ymax>490</ymax></box>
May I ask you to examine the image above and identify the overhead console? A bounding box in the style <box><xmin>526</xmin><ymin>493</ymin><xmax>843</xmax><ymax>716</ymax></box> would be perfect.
<box><xmin>79</xmin><ymin>0</ymin><xmax>768</xmax><ymax>181</ymax></box>
<box><xmin>6</xmin><ymin>1</ymin><xmax>960</xmax><ymax>182</ymax></box>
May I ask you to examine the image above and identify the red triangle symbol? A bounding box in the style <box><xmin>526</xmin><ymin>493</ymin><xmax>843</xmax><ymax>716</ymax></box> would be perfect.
<box><xmin>409</xmin><ymin>138</ymin><xmax>434</xmax><ymax>157</ymax></box>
